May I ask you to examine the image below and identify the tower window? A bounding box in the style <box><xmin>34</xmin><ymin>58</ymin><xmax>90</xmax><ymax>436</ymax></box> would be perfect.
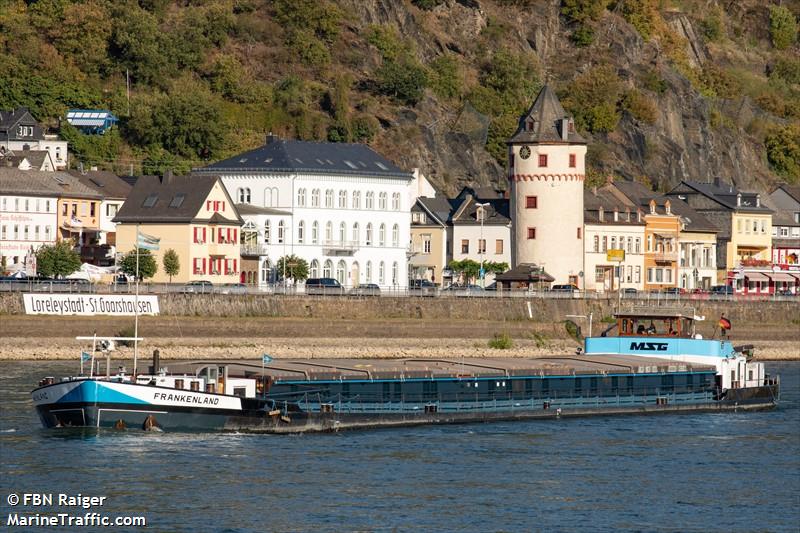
<box><xmin>538</xmin><ymin>154</ymin><xmax>547</xmax><ymax>167</ymax></box>
<box><xmin>569</xmin><ymin>154</ymin><xmax>576</xmax><ymax>168</ymax></box>
<box><xmin>577</xmin><ymin>227</ymin><xmax>581</xmax><ymax>239</ymax></box>
<box><xmin>527</xmin><ymin>227</ymin><xmax>536</xmax><ymax>240</ymax></box>
<box><xmin>525</xmin><ymin>196</ymin><xmax>537</xmax><ymax>209</ymax></box>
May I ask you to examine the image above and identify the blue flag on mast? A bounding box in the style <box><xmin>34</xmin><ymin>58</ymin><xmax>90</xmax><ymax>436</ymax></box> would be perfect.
<box><xmin>262</xmin><ymin>354</ymin><xmax>273</xmax><ymax>365</ymax></box>
<box><xmin>81</xmin><ymin>351</ymin><xmax>91</xmax><ymax>362</ymax></box>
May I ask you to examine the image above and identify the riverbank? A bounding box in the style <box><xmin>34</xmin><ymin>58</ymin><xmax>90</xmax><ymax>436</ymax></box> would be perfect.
<box><xmin>1</xmin><ymin>315</ymin><xmax>797</xmax><ymax>361</ymax></box>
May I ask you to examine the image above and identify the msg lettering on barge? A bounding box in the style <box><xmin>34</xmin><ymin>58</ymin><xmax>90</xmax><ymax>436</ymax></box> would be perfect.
<box><xmin>153</xmin><ymin>392</ymin><xmax>220</xmax><ymax>405</ymax></box>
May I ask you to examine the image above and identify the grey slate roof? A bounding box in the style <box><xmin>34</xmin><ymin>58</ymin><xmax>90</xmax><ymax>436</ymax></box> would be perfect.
<box><xmin>771</xmin><ymin>183</ymin><xmax>800</xmax><ymax>204</ymax></box>
<box><xmin>508</xmin><ymin>85</ymin><xmax>586</xmax><ymax>145</ymax></box>
<box><xmin>414</xmin><ymin>196</ymin><xmax>453</xmax><ymax>226</ymax></box>
<box><xmin>0</xmin><ymin>107</ymin><xmax>44</xmax><ymax>142</ymax></box>
<box><xmin>1</xmin><ymin>150</ymin><xmax>51</xmax><ymax>170</ymax></box>
<box><xmin>451</xmin><ymin>195</ymin><xmax>510</xmax><ymax>226</ymax></box>
<box><xmin>0</xmin><ymin>168</ymin><xmax>101</xmax><ymax>199</ymax></box>
<box><xmin>113</xmin><ymin>173</ymin><xmax>242</xmax><ymax>224</ymax></box>
<box><xmin>67</xmin><ymin>170</ymin><xmax>132</xmax><ymax>200</ymax></box>
<box><xmin>494</xmin><ymin>263</ymin><xmax>555</xmax><ymax>283</ymax></box>
<box><xmin>584</xmin><ymin>188</ymin><xmax>643</xmax><ymax>225</ymax></box>
<box><xmin>197</xmin><ymin>137</ymin><xmax>411</xmax><ymax>179</ymax></box>
<box><xmin>676</xmin><ymin>180</ymin><xmax>772</xmax><ymax>213</ymax></box>
<box><xmin>664</xmin><ymin>196</ymin><xmax>718</xmax><ymax>233</ymax></box>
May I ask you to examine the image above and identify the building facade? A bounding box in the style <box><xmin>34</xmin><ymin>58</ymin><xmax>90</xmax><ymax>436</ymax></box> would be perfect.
<box><xmin>409</xmin><ymin>196</ymin><xmax>450</xmax><ymax>284</ymax></box>
<box><xmin>507</xmin><ymin>86</ymin><xmax>586</xmax><ymax>287</ymax></box>
<box><xmin>449</xmin><ymin>191</ymin><xmax>511</xmax><ymax>286</ymax></box>
<box><xmin>114</xmin><ymin>174</ymin><xmax>242</xmax><ymax>284</ymax></box>
<box><xmin>197</xmin><ymin>137</ymin><xmax>413</xmax><ymax>290</ymax></box>
<box><xmin>0</xmin><ymin>170</ymin><xmax>60</xmax><ymax>272</ymax></box>
<box><xmin>0</xmin><ymin>108</ymin><xmax>68</xmax><ymax>169</ymax></box>
<box><xmin>584</xmin><ymin>188</ymin><xmax>645</xmax><ymax>292</ymax></box>
<box><xmin>69</xmin><ymin>170</ymin><xmax>132</xmax><ymax>263</ymax></box>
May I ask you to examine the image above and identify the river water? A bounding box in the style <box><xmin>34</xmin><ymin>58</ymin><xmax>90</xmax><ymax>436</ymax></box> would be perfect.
<box><xmin>1</xmin><ymin>360</ymin><xmax>798</xmax><ymax>532</ymax></box>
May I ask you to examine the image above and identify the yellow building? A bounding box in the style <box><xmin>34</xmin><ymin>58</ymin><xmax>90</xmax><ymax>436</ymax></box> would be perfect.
<box><xmin>728</xmin><ymin>211</ymin><xmax>772</xmax><ymax>268</ymax></box>
<box><xmin>114</xmin><ymin>173</ymin><xmax>242</xmax><ymax>284</ymax></box>
<box><xmin>409</xmin><ymin>197</ymin><xmax>450</xmax><ymax>284</ymax></box>
<box><xmin>55</xmin><ymin>176</ymin><xmax>103</xmax><ymax>245</ymax></box>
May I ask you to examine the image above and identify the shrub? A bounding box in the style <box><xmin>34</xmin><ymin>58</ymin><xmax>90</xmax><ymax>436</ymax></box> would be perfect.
<box><xmin>365</xmin><ymin>25</ymin><xmax>402</xmax><ymax>61</ymax></box>
<box><xmin>376</xmin><ymin>58</ymin><xmax>428</xmax><ymax>105</ymax></box>
<box><xmin>698</xmin><ymin>64</ymin><xmax>741</xmax><ymax>99</ymax></box>
<box><xmin>429</xmin><ymin>54</ymin><xmax>462</xmax><ymax>100</ymax></box>
<box><xmin>561</xmin><ymin>0</ymin><xmax>610</xmax><ymax>24</ymax></box>
<box><xmin>770</xmin><ymin>55</ymin><xmax>800</xmax><ymax>85</ymax></box>
<box><xmin>618</xmin><ymin>0</ymin><xmax>658</xmax><ymax>40</ymax></box>
<box><xmin>700</xmin><ymin>8</ymin><xmax>724</xmax><ymax>42</ymax></box>
<box><xmin>488</xmin><ymin>333</ymin><xmax>513</xmax><ymax>349</ymax></box>
<box><xmin>571</xmin><ymin>25</ymin><xmax>595</xmax><ymax>46</ymax></box>
<box><xmin>412</xmin><ymin>0</ymin><xmax>445</xmax><ymax>9</ymax></box>
<box><xmin>621</xmin><ymin>89</ymin><xmax>657</xmax><ymax>124</ymax></box>
<box><xmin>769</xmin><ymin>5</ymin><xmax>798</xmax><ymax>50</ymax></box>
<box><xmin>640</xmin><ymin>68</ymin><xmax>668</xmax><ymax>94</ymax></box>
<box><xmin>351</xmin><ymin>115</ymin><xmax>379</xmax><ymax>142</ymax></box>
<box><xmin>561</xmin><ymin>65</ymin><xmax>623</xmax><ymax>133</ymax></box>
<box><xmin>765</xmin><ymin>124</ymin><xmax>800</xmax><ymax>183</ymax></box>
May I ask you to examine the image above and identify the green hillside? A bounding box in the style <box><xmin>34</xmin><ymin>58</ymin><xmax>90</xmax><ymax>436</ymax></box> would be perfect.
<box><xmin>0</xmin><ymin>0</ymin><xmax>797</xmax><ymax>192</ymax></box>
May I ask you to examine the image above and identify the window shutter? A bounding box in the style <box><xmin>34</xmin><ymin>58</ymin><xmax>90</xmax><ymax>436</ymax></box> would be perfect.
<box><xmin>202</xmin><ymin>227</ymin><xmax>206</xmax><ymax>242</ymax></box>
<box><xmin>202</xmin><ymin>258</ymin><xmax>206</xmax><ymax>274</ymax></box>
<box><xmin>233</xmin><ymin>259</ymin><xmax>237</xmax><ymax>273</ymax></box>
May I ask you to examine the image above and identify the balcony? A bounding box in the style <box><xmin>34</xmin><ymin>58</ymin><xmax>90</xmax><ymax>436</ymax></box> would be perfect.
<box><xmin>240</xmin><ymin>243</ymin><xmax>269</xmax><ymax>257</ymax></box>
<box><xmin>322</xmin><ymin>240</ymin><xmax>359</xmax><ymax>256</ymax></box>
<box><xmin>650</xmin><ymin>250</ymin><xmax>678</xmax><ymax>262</ymax></box>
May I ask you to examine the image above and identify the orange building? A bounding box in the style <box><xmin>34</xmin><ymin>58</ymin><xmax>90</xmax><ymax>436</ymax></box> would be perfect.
<box><xmin>643</xmin><ymin>199</ymin><xmax>680</xmax><ymax>290</ymax></box>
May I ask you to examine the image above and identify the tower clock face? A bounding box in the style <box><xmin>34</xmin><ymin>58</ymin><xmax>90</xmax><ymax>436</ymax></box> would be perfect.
<box><xmin>519</xmin><ymin>146</ymin><xmax>531</xmax><ymax>159</ymax></box>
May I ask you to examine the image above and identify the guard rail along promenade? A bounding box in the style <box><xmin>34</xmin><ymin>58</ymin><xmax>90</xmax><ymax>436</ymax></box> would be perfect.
<box><xmin>2</xmin><ymin>285</ymin><xmax>798</xmax><ymax>323</ymax></box>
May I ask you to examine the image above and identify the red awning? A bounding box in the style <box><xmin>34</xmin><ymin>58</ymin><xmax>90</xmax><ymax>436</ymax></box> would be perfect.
<box><xmin>767</xmin><ymin>272</ymin><xmax>797</xmax><ymax>282</ymax></box>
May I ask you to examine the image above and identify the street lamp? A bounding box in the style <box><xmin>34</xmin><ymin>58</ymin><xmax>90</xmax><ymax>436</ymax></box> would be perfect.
<box><xmin>475</xmin><ymin>202</ymin><xmax>490</xmax><ymax>288</ymax></box>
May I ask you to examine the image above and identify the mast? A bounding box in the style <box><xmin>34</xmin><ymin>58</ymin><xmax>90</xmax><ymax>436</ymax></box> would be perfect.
<box><xmin>134</xmin><ymin>223</ymin><xmax>140</xmax><ymax>376</ymax></box>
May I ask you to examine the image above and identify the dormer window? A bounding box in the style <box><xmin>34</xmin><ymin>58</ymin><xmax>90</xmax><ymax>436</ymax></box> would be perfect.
<box><xmin>665</xmin><ymin>200</ymin><xmax>671</xmax><ymax>215</ymax></box>
<box><xmin>526</xmin><ymin>119</ymin><xmax>534</xmax><ymax>132</ymax></box>
<box><xmin>613</xmin><ymin>209</ymin><xmax>618</xmax><ymax>222</ymax></box>
<box><xmin>649</xmin><ymin>200</ymin><xmax>656</xmax><ymax>215</ymax></box>
<box><xmin>598</xmin><ymin>207</ymin><xmax>604</xmax><ymax>222</ymax></box>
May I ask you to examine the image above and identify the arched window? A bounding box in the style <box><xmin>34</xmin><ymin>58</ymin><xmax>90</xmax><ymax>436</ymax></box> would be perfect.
<box><xmin>339</xmin><ymin>221</ymin><xmax>346</xmax><ymax>242</ymax></box>
<box><xmin>261</xmin><ymin>259</ymin><xmax>271</xmax><ymax>283</ymax></box>
<box><xmin>277</xmin><ymin>220</ymin><xmax>285</xmax><ymax>244</ymax></box>
<box><xmin>325</xmin><ymin>189</ymin><xmax>333</xmax><ymax>208</ymax></box>
<box><xmin>325</xmin><ymin>221</ymin><xmax>333</xmax><ymax>242</ymax></box>
<box><xmin>297</xmin><ymin>221</ymin><xmax>305</xmax><ymax>244</ymax></box>
<box><xmin>378</xmin><ymin>192</ymin><xmax>387</xmax><ymax>210</ymax></box>
<box><xmin>338</xmin><ymin>190</ymin><xmax>347</xmax><ymax>208</ymax></box>
<box><xmin>264</xmin><ymin>220</ymin><xmax>271</xmax><ymax>244</ymax></box>
<box><xmin>366</xmin><ymin>223</ymin><xmax>373</xmax><ymax>245</ymax></box>
<box><xmin>312</xmin><ymin>189</ymin><xmax>320</xmax><ymax>207</ymax></box>
<box><xmin>366</xmin><ymin>192</ymin><xmax>374</xmax><ymax>209</ymax></box>
<box><xmin>310</xmin><ymin>259</ymin><xmax>319</xmax><ymax>278</ymax></box>
<box><xmin>379</xmin><ymin>223</ymin><xmax>386</xmax><ymax>247</ymax></box>
<box><xmin>392</xmin><ymin>262</ymin><xmax>398</xmax><ymax>285</ymax></box>
<box><xmin>366</xmin><ymin>261</ymin><xmax>372</xmax><ymax>282</ymax></box>
<box><xmin>336</xmin><ymin>260</ymin><xmax>346</xmax><ymax>285</ymax></box>
<box><xmin>352</xmin><ymin>222</ymin><xmax>360</xmax><ymax>243</ymax></box>
<box><xmin>392</xmin><ymin>193</ymin><xmax>400</xmax><ymax>210</ymax></box>
<box><xmin>392</xmin><ymin>224</ymin><xmax>399</xmax><ymax>247</ymax></box>
<box><xmin>611</xmin><ymin>237</ymin><xmax>616</xmax><ymax>250</ymax></box>
<box><xmin>323</xmin><ymin>259</ymin><xmax>333</xmax><ymax>278</ymax></box>
<box><xmin>297</xmin><ymin>188</ymin><xmax>306</xmax><ymax>207</ymax></box>
<box><xmin>352</xmin><ymin>191</ymin><xmax>361</xmax><ymax>209</ymax></box>
<box><xmin>237</xmin><ymin>188</ymin><xmax>244</xmax><ymax>203</ymax></box>
<box><xmin>378</xmin><ymin>261</ymin><xmax>385</xmax><ymax>284</ymax></box>
<box><xmin>245</xmin><ymin>188</ymin><xmax>251</xmax><ymax>203</ymax></box>
<box><xmin>312</xmin><ymin>221</ymin><xmax>319</xmax><ymax>244</ymax></box>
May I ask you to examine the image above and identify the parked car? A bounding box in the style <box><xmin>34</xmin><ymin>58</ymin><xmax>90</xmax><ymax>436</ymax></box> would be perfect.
<box><xmin>350</xmin><ymin>283</ymin><xmax>381</xmax><ymax>296</ymax></box>
<box><xmin>662</xmin><ymin>287</ymin><xmax>686</xmax><ymax>295</ymax></box>
<box><xmin>181</xmin><ymin>280</ymin><xmax>214</xmax><ymax>294</ymax></box>
<box><xmin>710</xmin><ymin>284</ymin><xmax>734</xmax><ymax>295</ymax></box>
<box><xmin>218</xmin><ymin>283</ymin><xmax>247</xmax><ymax>294</ymax></box>
<box><xmin>442</xmin><ymin>283</ymin><xmax>484</xmax><ymax>295</ymax></box>
<box><xmin>621</xmin><ymin>287</ymin><xmax>639</xmax><ymax>297</ymax></box>
<box><xmin>408</xmin><ymin>279</ymin><xmax>437</xmax><ymax>295</ymax></box>
<box><xmin>690</xmin><ymin>288</ymin><xmax>708</xmax><ymax>295</ymax></box>
<box><xmin>305</xmin><ymin>277</ymin><xmax>344</xmax><ymax>295</ymax></box>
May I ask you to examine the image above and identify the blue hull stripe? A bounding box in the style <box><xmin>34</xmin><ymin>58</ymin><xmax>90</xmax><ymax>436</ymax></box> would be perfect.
<box><xmin>56</xmin><ymin>382</ymin><xmax>148</xmax><ymax>406</ymax></box>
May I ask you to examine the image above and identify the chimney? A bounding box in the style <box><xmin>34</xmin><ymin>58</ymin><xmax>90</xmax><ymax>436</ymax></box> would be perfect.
<box><xmin>756</xmin><ymin>194</ymin><xmax>761</xmax><ymax>207</ymax></box>
<box><xmin>163</xmin><ymin>169</ymin><xmax>174</xmax><ymax>184</ymax></box>
<box><xmin>713</xmin><ymin>177</ymin><xmax>721</xmax><ymax>188</ymax></box>
<box><xmin>598</xmin><ymin>206</ymin><xmax>604</xmax><ymax>222</ymax></box>
<box><xmin>736</xmin><ymin>193</ymin><xmax>741</xmax><ymax>207</ymax></box>
<box><xmin>266</xmin><ymin>132</ymin><xmax>277</xmax><ymax>144</ymax></box>
<box><xmin>560</xmin><ymin>118</ymin><xmax>569</xmax><ymax>141</ymax></box>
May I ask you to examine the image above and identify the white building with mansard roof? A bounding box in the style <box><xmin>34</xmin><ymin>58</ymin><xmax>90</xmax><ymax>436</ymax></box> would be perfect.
<box><xmin>195</xmin><ymin>136</ymin><xmax>413</xmax><ymax>290</ymax></box>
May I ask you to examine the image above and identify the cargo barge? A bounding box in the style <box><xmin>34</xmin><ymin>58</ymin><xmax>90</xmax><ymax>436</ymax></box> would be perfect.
<box><xmin>31</xmin><ymin>307</ymin><xmax>780</xmax><ymax>433</ymax></box>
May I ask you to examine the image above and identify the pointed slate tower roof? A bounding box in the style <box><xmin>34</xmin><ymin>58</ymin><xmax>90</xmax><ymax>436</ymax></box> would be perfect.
<box><xmin>507</xmin><ymin>85</ymin><xmax>586</xmax><ymax>145</ymax></box>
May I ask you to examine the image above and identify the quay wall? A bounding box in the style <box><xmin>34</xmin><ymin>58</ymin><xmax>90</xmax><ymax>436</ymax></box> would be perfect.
<box><xmin>1</xmin><ymin>292</ymin><xmax>798</xmax><ymax>324</ymax></box>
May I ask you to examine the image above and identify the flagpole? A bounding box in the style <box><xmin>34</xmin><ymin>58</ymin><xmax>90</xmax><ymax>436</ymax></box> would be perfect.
<box><xmin>134</xmin><ymin>223</ymin><xmax>140</xmax><ymax>377</ymax></box>
<box><xmin>90</xmin><ymin>332</ymin><xmax>96</xmax><ymax>378</ymax></box>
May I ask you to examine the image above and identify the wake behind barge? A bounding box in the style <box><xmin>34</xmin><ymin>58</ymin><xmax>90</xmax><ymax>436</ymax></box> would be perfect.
<box><xmin>32</xmin><ymin>307</ymin><xmax>779</xmax><ymax>433</ymax></box>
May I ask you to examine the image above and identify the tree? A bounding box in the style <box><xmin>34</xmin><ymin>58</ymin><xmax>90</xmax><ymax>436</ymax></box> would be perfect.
<box><xmin>120</xmin><ymin>249</ymin><xmax>157</xmax><ymax>281</ymax></box>
<box><xmin>162</xmin><ymin>249</ymin><xmax>180</xmax><ymax>282</ymax></box>
<box><xmin>769</xmin><ymin>5</ymin><xmax>798</xmax><ymax>50</ymax></box>
<box><xmin>36</xmin><ymin>241</ymin><xmax>81</xmax><ymax>278</ymax></box>
<box><xmin>275</xmin><ymin>255</ymin><xmax>309</xmax><ymax>283</ymax></box>
<box><xmin>448</xmin><ymin>259</ymin><xmax>481</xmax><ymax>284</ymax></box>
<box><xmin>376</xmin><ymin>58</ymin><xmax>429</xmax><ymax>106</ymax></box>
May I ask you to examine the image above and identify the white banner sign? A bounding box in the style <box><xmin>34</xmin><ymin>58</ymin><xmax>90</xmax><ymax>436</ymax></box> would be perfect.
<box><xmin>23</xmin><ymin>294</ymin><xmax>160</xmax><ymax>316</ymax></box>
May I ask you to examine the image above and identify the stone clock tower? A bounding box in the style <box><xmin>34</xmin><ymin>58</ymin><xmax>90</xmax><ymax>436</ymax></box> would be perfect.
<box><xmin>507</xmin><ymin>85</ymin><xmax>587</xmax><ymax>287</ymax></box>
